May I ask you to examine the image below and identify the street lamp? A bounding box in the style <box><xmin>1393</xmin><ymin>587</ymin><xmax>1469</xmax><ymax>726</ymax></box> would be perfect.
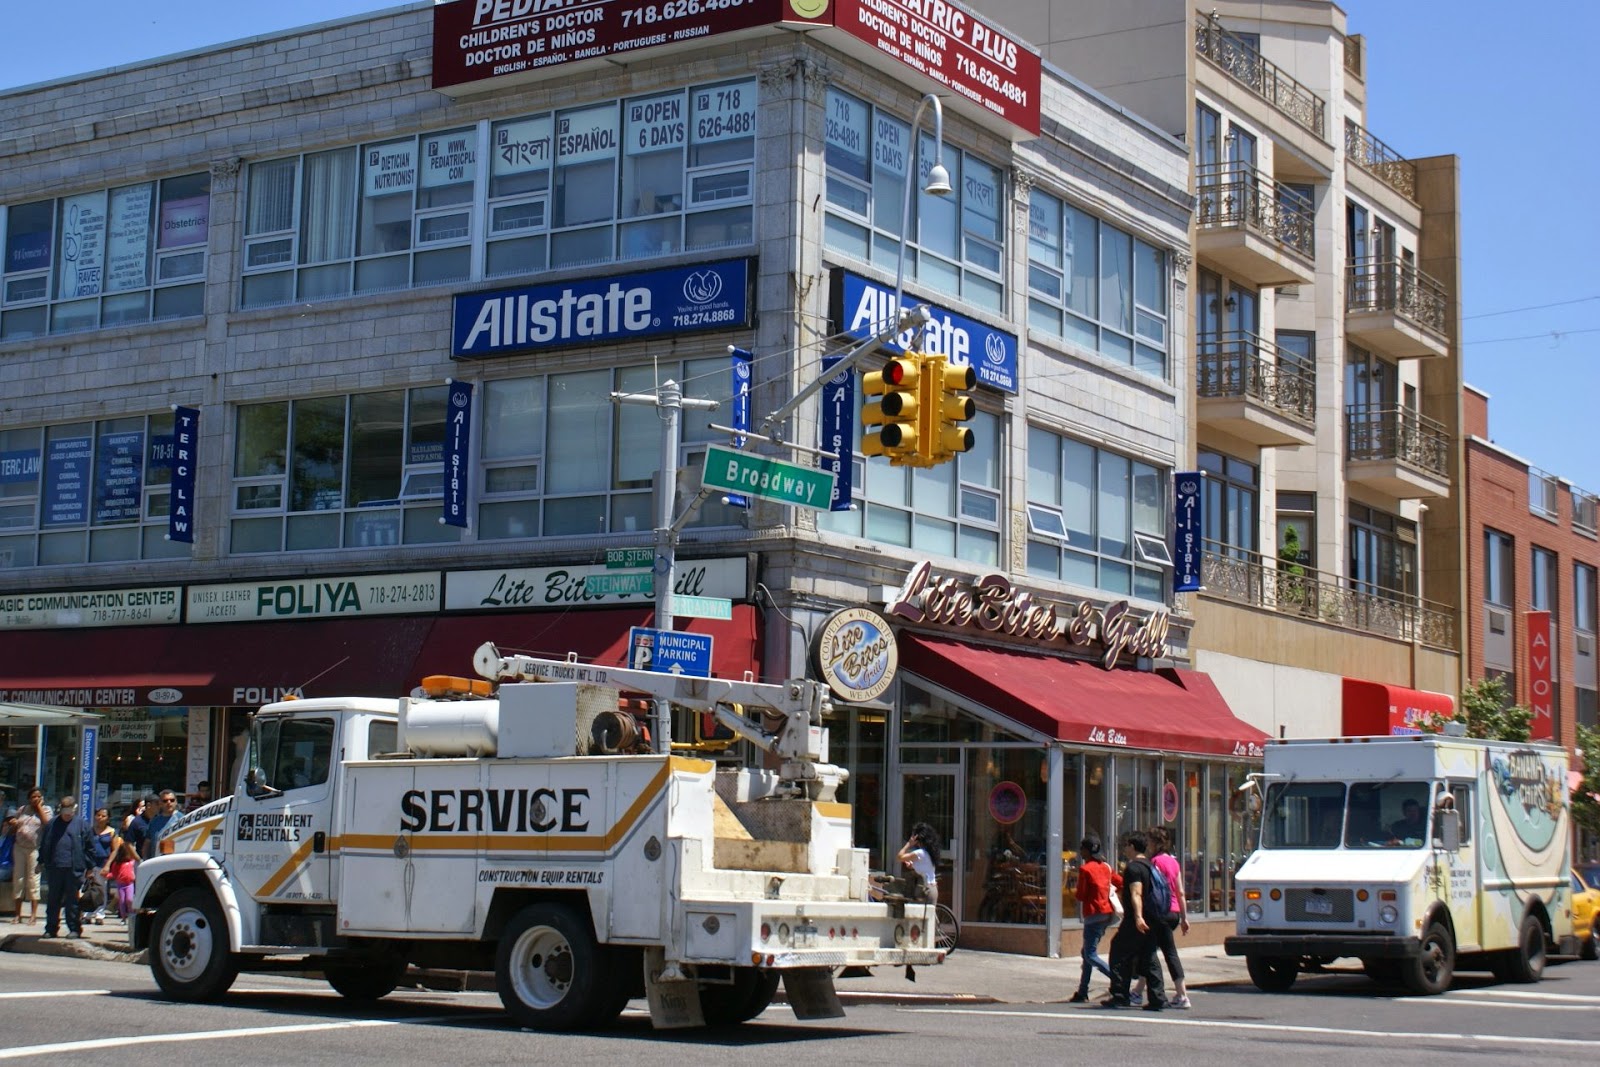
<box><xmin>893</xmin><ymin>93</ymin><xmax>952</xmax><ymax>350</ymax></box>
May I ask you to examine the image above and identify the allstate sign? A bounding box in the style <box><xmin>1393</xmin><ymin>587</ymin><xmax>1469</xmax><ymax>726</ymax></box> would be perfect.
<box><xmin>831</xmin><ymin>268</ymin><xmax>1018</xmax><ymax>394</ymax></box>
<box><xmin>452</xmin><ymin>258</ymin><xmax>752</xmax><ymax>359</ymax></box>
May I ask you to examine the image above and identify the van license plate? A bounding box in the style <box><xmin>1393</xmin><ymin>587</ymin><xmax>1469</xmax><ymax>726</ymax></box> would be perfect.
<box><xmin>1305</xmin><ymin>898</ymin><xmax>1333</xmax><ymax>915</ymax></box>
<box><xmin>793</xmin><ymin>922</ymin><xmax>818</xmax><ymax>948</ymax></box>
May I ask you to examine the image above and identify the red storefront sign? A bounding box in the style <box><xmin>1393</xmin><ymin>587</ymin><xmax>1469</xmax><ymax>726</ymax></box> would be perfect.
<box><xmin>1527</xmin><ymin>610</ymin><xmax>1553</xmax><ymax>741</ymax></box>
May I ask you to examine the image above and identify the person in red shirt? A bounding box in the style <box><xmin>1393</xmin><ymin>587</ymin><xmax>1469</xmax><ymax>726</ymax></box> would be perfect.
<box><xmin>1068</xmin><ymin>834</ymin><xmax>1121</xmax><ymax>1003</ymax></box>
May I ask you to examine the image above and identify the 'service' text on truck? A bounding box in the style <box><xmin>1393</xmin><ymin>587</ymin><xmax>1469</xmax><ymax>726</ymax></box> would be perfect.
<box><xmin>132</xmin><ymin>643</ymin><xmax>943</xmax><ymax>1029</ymax></box>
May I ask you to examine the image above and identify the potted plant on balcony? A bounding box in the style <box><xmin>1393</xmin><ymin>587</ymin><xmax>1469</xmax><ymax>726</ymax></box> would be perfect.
<box><xmin>1277</xmin><ymin>527</ymin><xmax>1313</xmax><ymax>614</ymax></box>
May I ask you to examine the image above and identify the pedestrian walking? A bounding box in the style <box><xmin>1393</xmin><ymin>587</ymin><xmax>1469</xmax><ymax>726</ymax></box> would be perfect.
<box><xmin>84</xmin><ymin>807</ymin><xmax>120</xmax><ymax>925</ymax></box>
<box><xmin>143</xmin><ymin>790</ymin><xmax>180</xmax><ymax>859</ymax></box>
<box><xmin>1101</xmin><ymin>830</ymin><xmax>1168</xmax><ymax>1011</ymax></box>
<box><xmin>1132</xmin><ymin>826</ymin><xmax>1192</xmax><ymax>1009</ymax></box>
<box><xmin>120</xmin><ymin>798</ymin><xmax>149</xmax><ymax>861</ymax></box>
<box><xmin>39</xmin><ymin>795</ymin><xmax>93</xmax><ymax>939</ymax></box>
<box><xmin>107</xmin><ymin>840</ymin><xmax>139</xmax><ymax>922</ymax></box>
<box><xmin>11</xmin><ymin>788</ymin><xmax>50</xmax><ymax>925</ymax></box>
<box><xmin>1068</xmin><ymin>834</ymin><xmax>1121</xmax><ymax>1003</ymax></box>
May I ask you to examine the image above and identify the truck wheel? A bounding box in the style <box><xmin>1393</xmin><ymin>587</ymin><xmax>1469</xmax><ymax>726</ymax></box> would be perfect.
<box><xmin>496</xmin><ymin>902</ymin><xmax>611</xmax><ymax>1030</ymax></box>
<box><xmin>1495</xmin><ymin>914</ymin><xmax>1547</xmax><ymax>983</ymax></box>
<box><xmin>1246</xmin><ymin>955</ymin><xmax>1298</xmax><ymax>992</ymax></box>
<box><xmin>1402</xmin><ymin>920</ymin><xmax>1454</xmax><ymax>995</ymax></box>
<box><xmin>1583</xmin><ymin>921</ymin><xmax>1599</xmax><ymax>962</ymax></box>
<box><xmin>700</xmin><ymin>968</ymin><xmax>781</xmax><ymax>1026</ymax></box>
<box><xmin>326</xmin><ymin>958</ymin><xmax>408</xmax><ymax>1001</ymax></box>
<box><xmin>149</xmin><ymin>888</ymin><xmax>238</xmax><ymax>1002</ymax></box>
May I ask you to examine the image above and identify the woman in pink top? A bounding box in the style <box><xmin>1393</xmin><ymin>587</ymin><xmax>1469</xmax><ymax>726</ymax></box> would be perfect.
<box><xmin>1137</xmin><ymin>825</ymin><xmax>1191</xmax><ymax>1009</ymax></box>
<box><xmin>107</xmin><ymin>840</ymin><xmax>138</xmax><ymax>921</ymax></box>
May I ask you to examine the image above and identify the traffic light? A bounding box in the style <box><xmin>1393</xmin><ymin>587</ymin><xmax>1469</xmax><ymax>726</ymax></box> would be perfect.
<box><xmin>933</xmin><ymin>357</ymin><xmax>976</xmax><ymax>462</ymax></box>
<box><xmin>861</xmin><ymin>355</ymin><xmax>922</xmax><ymax>463</ymax></box>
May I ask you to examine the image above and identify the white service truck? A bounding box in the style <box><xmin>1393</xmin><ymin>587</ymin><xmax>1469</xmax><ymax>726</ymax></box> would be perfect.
<box><xmin>1225</xmin><ymin>734</ymin><xmax>1574</xmax><ymax>995</ymax></box>
<box><xmin>133</xmin><ymin>643</ymin><xmax>943</xmax><ymax>1029</ymax></box>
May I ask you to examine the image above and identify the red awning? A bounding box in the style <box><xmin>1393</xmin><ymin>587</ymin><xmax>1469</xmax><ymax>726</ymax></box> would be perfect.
<box><xmin>1341</xmin><ymin>678</ymin><xmax>1455</xmax><ymax>736</ymax></box>
<box><xmin>0</xmin><ymin>606</ymin><xmax>762</xmax><ymax>708</ymax></box>
<box><xmin>898</xmin><ymin>633</ymin><xmax>1269</xmax><ymax>757</ymax></box>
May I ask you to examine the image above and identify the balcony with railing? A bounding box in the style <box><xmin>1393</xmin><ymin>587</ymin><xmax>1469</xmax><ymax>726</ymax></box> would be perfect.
<box><xmin>1345</xmin><ymin>403</ymin><xmax>1452</xmax><ymax>498</ymax></box>
<box><xmin>1346</xmin><ymin>256</ymin><xmax>1450</xmax><ymax>358</ymax></box>
<box><xmin>1195</xmin><ymin>13</ymin><xmax>1327</xmax><ymax>139</ymax></box>
<box><xmin>1195</xmin><ymin>163</ymin><xmax>1316</xmax><ymax>286</ymax></box>
<box><xmin>1345</xmin><ymin>117</ymin><xmax>1417</xmax><ymax>202</ymax></box>
<box><xmin>1200</xmin><ymin>539</ymin><xmax>1456</xmax><ymax>650</ymax></box>
<box><xmin>1196</xmin><ymin>332</ymin><xmax>1317</xmax><ymax>446</ymax></box>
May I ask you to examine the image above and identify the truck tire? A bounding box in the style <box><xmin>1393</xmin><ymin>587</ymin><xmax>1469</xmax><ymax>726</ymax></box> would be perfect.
<box><xmin>1401</xmin><ymin>920</ymin><xmax>1454</xmax><ymax>995</ymax></box>
<box><xmin>495</xmin><ymin>902</ymin><xmax>612</xmax><ymax>1030</ymax></box>
<box><xmin>149</xmin><ymin>887</ymin><xmax>238</xmax><ymax>1002</ymax></box>
<box><xmin>1246</xmin><ymin>955</ymin><xmax>1298</xmax><ymax>992</ymax></box>
<box><xmin>326</xmin><ymin>958</ymin><xmax>408</xmax><ymax>1001</ymax></box>
<box><xmin>1492</xmin><ymin>914</ymin><xmax>1547</xmax><ymax>983</ymax></box>
<box><xmin>700</xmin><ymin>968</ymin><xmax>781</xmax><ymax>1026</ymax></box>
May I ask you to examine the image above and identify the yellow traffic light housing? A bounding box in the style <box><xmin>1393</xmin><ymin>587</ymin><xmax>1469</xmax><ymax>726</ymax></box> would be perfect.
<box><xmin>861</xmin><ymin>355</ymin><xmax>922</xmax><ymax>463</ymax></box>
<box><xmin>935</xmin><ymin>358</ymin><xmax>976</xmax><ymax>462</ymax></box>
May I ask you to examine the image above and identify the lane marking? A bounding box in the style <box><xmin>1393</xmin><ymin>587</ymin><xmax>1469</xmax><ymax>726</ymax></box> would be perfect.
<box><xmin>1409</xmin><ymin>997</ymin><xmax>1593</xmax><ymax>1012</ymax></box>
<box><xmin>904</xmin><ymin>1007</ymin><xmax>1600</xmax><ymax>1050</ymax></box>
<box><xmin>0</xmin><ymin>990</ymin><xmax>111</xmax><ymax>1000</ymax></box>
<box><xmin>0</xmin><ymin>1015</ymin><xmax>457</xmax><ymax>1060</ymax></box>
<box><xmin>1437</xmin><ymin>988</ymin><xmax>1597</xmax><ymax>1002</ymax></box>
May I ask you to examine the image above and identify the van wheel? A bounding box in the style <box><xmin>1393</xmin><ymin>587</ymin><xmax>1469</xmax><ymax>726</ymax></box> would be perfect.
<box><xmin>1583</xmin><ymin>921</ymin><xmax>1599</xmax><ymax>962</ymax></box>
<box><xmin>1494</xmin><ymin>914</ymin><xmax>1547</xmax><ymax>983</ymax></box>
<box><xmin>1402</xmin><ymin>920</ymin><xmax>1454</xmax><ymax>995</ymax></box>
<box><xmin>700</xmin><ymin>968</ymin><xmax>781</xmax><ymax>1026</ymax></box>
<box><xmin>326</xmin><ymin>958</ymin><xmax>408</xmax><ymax>1000</ymax></box>
<box><xmin>1246</xmin><ymin>955</ymin><xmax>1298</xmax><ymax>992</ymax></box>
<box><xmin>149</xmin><ymin>888</ymin><xmax>238</xmax><ymax>1002</ymax></box>
<box><xmin>496</xmin><ymin>902</ymin><xmax>612</xmax><ymax>1030</ymax></box>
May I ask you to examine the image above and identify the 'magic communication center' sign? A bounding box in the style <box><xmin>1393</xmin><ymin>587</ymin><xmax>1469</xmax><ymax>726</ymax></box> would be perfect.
<box><xmin>432</xmin><ymin>0</ymin><xmax>1041</xmax><ymax>137</ymax></box>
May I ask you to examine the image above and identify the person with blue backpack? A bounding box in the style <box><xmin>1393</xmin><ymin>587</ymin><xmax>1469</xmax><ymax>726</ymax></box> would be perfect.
<box><xmin>1132</xmin><ymin>826</ymin><xmax>1192</xmax><ymax>1009</ymax></box>
<box><xmin>1099</xmin><ymin>830</ymin><xmax>1168</xmax><ymax>1011</ymax></box>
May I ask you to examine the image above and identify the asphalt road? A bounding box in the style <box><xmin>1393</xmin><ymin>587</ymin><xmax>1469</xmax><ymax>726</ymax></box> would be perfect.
<box><xmin>0</xmin><ymin>954</ymin><xmax>1595</xmax><ymax>1064</ymax></box>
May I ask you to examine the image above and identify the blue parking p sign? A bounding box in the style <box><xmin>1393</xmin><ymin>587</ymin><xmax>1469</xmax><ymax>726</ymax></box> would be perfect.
<box><xmin>628</xmin><ymin>626</ymin><xmax>714</xmax><ymax>678</ymax></box>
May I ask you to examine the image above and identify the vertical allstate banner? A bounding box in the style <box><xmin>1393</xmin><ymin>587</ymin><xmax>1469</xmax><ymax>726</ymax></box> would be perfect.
<box><xmin>1527</xmin><ymin>610</ymin><xmax>1553</xmax><ymax>741</ymax></box>
<box><xmin>820</xmin><ymin>355</ymin><xmax>855</xmax><ymax>511</ymax></box>
<box><xmin>168</xmin><ymin>405</ymin><xmax>199</xmax><ymax>543</ymax></box>
<box><xmin>725</xmin><ymin>348</ymin><xmax>751</xmax><ymax>508</ymax></box>
<box><xmin>1173</xmin><ymin>472</ymin><xmax>1203</xmax><ymax>592</ymax></box>
<box><xmin>443</xmin><ymin>379</ymin><xmax>474</xmax><ymax>528</ymax></box>
<box><xmin>79</xmin><ymin>726</ymin><xmax>98</xmax><ymax>819</ymax></box>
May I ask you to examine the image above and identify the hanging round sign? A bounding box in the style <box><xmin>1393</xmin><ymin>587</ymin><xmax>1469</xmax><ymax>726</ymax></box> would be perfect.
<box><xmin>1162</xmin><ymin>781</ymin><xmax>1180</xmax><ymax>823</ymax></box>
<box><xmin>989</xmin><ymin>781</ymin><xmax>1027</xmax><ymax>825</ymax></box>
<box><xmin>812</xmin><ymin>607</ymin><xmax>898</xmax><ymax>702</ymax></box>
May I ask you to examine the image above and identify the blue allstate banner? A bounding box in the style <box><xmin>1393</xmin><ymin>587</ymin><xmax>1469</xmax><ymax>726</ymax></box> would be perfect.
<box><xmin>820</xmin><ymin>355</ymin><xmax>855</xmax><ymax>511</ymax></box>
<box><xmin>443</xmin><ymin>380</ymin><xmax>474</xmax><ymax>528</ymax></box>
<box><xmin>167</xmin><ymin>406</ymin><xmax>199</xmax><ymax>543</ymax></box>
<box><xmin>1173</xmin><ymin>472</ymin><xmax>1203</xmax><ymax>592</ymax></box>
<box><xmin>725</xmin><ymin>348</ymin><xmax>751</xmax><ymax>508</ymax></box>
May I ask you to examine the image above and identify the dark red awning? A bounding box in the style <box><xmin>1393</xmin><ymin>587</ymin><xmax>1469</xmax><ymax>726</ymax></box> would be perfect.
<box><xmin>898</xmin><ymin>633</ymin><xmax>1269</xmax><ymax>757</ymax></box>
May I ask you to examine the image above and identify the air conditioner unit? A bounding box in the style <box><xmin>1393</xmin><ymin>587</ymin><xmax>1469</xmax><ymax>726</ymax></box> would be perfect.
<box><xmin>1578</xmin><ymin>633</ymin><xmax>1595</xmax><ymax>658</ymax></box>
<box><xmin>1487</xmin><ymin>607</ymin><xmax>1508</xmax><ymax>635</ymax></box>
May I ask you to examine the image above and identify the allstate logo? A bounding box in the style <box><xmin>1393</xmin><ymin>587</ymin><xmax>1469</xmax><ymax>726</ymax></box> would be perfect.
<box><xmin>683</xmin><ymin>270</ymin><xmax>723</xmax><ymax>305</ymax></box>
<box><xmin>984</xmin><ymin>332</ymin><xmax>1007</xmax><ymax>366</ymax></box>
<box><xmin>1179</xmin><ymin>478</ymin><xmax>1199</xmax><ymax>495</ymax></box>
<box><xmin>451</xmin><ymin>389</ymin><xmax>470</xmax><ymax>409</ymax></box>
<box><xmin>734</xmin><ymin>359</ymin><xmax>751</xmax><ymax>382</ymax></box>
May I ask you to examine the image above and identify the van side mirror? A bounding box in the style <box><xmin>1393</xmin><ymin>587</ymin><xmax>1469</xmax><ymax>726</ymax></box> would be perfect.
<box><xmin>1434</xmin><ymin>806</ymin><xmax>1461</xmax><ymax>852</ymax></box>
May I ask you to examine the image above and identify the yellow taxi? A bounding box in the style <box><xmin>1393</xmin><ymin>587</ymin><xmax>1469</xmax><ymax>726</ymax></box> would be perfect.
<box><xmin>1572</xmin><ymin>868</ymin><xmax>1600</xmax><ymax>961</ymax></box>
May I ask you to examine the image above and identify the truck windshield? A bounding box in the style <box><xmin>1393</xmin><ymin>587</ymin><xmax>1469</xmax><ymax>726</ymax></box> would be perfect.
<box><xmin>1345</xmin><ymin>781</ymin><xmax>1431</xmax><ymax>849</ymax></box>
<box><xmin>1261</xmin><ymin>782</ymin><xmax>1347</xmax><ymax>849</ymax></box>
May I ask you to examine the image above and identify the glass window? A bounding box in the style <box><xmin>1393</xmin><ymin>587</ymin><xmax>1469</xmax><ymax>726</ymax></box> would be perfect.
<box><xmin>1576</xmin><ymin>563</ymin><xmax>1596</xmax><ymax>634</ymax></box>
<box><xmin>1199</xmin><ymin>450</ymin><xmax>1258</xmax><ymax>558</ymax></box>
<box><xmin>1532</xmin><ymin>546</ymin><xmax>1558</xmax><ymax>614</ymax></box>
<box><xmin>823</xmin><ymin>87</ymin><xmax>1007</xmax><ymax>312</ymax></box>
<box><xmin>1485</xmin><ymin>529</ymin><xmax>1514</xmax><ymax>606</ymax></box>
<box><xmin>1027</xmin><ymin>186</ymin><xmax>1168</xmax><ymax>377</ymax></box>
<box><xmin>1025</xmin><ymin>427</ymin><xmax>1167</xmax><ymax>599</ymax></box>
<box><xmin>1349</xmin><ymin>503</ymin><xmax>1416</xmax><ymax>598</ymax></box>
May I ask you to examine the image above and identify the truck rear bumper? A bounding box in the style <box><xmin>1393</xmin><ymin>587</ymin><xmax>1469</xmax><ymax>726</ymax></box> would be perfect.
<box><xmin>1224</xmin><ymin>934</ymin><xmax>1419</xmax><ymax>960</ymax></box>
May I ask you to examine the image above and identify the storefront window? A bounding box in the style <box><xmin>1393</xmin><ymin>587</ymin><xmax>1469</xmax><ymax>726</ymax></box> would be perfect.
<box><xmin>94</xmin><ymin>710</ymin><xmax>190</xmax><ymax>813</ymax></box>
<box><xmin>0</xmin><ymin>726</ymin><xmax>40</xmax><ymax>805</ymax></box>
<box><xmin>824</xmin><ymin>705</ymin><xmax>886</xmax><ymax>868</ymax></box>
<box><xmin>966</xmin><ymin>747</ymin><xmax>1046</xmax><ymax>926</ymax></box>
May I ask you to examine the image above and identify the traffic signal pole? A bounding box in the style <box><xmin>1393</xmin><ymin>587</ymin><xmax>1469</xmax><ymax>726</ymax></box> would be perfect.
<box><xmin>610</xmin><ymin>378</ymin><xmax>718</xmax><ymax>753</ymax></box>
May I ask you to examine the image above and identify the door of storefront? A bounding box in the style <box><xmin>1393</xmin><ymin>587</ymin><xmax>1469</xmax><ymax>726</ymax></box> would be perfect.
<box><xmin>899</xmin><ymin>764</ymin><xmax>961</xmax><ymax>916</ymax></box>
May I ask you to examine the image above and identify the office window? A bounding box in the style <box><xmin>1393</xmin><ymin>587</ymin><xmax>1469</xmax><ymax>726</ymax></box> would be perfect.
<box><xmin>1484</xmin><ymin>529</ymin><xmax>1514</xmax><ymax>607</ymax></box>
<box><xmin>1023</xmin><ymin>426</ymin><xmax>1165</xmax><ymax>600</ymax></box>
<box><xmin>0</xmin><ymin>413</ymin><xmax>191</xmax><ymax>570</ymax></box>
<box><xmin>1531</xmin><ymin>546</ymin><xmax>1558</xmax><ymax>615</ymax></box>
<box><xmin>1027</xmin><ymin>187</ymin><xmax>1169</xmax><ymax>378</ymax></box>
<box><xmin>1</xmin><ymin>174</ymin><xmax>209</xmax><ymax>339</ymax></box>
<box><xmin>1575</xmin><ymin>562</ymin><xmax>1595</xmax><ymax>634</ymax></box>
<box><xmin>1199</xmin><ymin>450</ymin><xmax>1258</xmax><ymax>558</ymax></box>
<box><xmin>824</xmin><ymin>87</ymin><xmax>1006</xmax><ymax>313</ymax></box>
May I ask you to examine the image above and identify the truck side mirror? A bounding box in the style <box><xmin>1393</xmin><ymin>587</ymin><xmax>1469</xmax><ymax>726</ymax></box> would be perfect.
<box><xmin>1434</xmin><ymin>806</ymin><xmax>1461</xmax><ymax>852</ymax></box>
<box><xmin>245</xmin><ymin>766</ymin><xmax>281</xmax><ymax>800</ymax></box>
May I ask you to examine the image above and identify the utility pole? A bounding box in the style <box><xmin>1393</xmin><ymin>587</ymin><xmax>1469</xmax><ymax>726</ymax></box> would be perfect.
<box><xmin>611</xmin><ymin>378</ymin><xmax>718</xmax><ymax>753</ymax></box>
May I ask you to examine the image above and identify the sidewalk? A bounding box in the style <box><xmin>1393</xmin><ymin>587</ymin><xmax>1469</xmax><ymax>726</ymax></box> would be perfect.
<box><xmin>1</xmin><ymin>917</ymin><xmax>1250</xmax><ymax>1005</ymax></box>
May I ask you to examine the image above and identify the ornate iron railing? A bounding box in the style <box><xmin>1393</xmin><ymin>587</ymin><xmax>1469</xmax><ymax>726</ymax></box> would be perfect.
<box><xmin>1195</xmin><ymin>332</ymin><xmax>1316</xmax><ymax>426</ymax></box>
<box><xmin>1196</xmin><ymin>163</ymin><xmax>1315</xmax><ymax>261</ymax></box>
<box><xmin>1344</xmin><ymin>117</ymin><xmax>1417</xmax><ymax>201</ymax></box>
<box><xmin>1346</xmin><ymin>256</ymin><xmax>1449</xmax><ymax>340</ymax></box>
<box><xmin>1200</xmin><ymin>539</ymin><xmax>1457</xmax><ymax>649</ymax></box>
<box><xmin>1195</xmin><ymin>13</ymin><xmax>1326</xmax><ymax>138</ymax></box>
<box><xmin>1345</xmin><ymin>403</ymin><xmax>1451</xmax><ymax>480</ymax></box>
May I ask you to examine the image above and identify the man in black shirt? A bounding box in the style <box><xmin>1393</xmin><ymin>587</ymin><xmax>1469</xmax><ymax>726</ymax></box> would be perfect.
<box><xmin>39</xmin><ymin>796</ymin><xmax>92</xmax><ymax>939</ymax></box>
<box><xmin>1100</xmin><ymin>831</ymin><xmax>1168</xmax><ymax>1011</ymax></box>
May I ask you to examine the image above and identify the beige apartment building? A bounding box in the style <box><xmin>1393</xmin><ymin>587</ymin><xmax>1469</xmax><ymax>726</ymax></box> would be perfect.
<box><xmin>980</xmin><ymin>0</ymin><xmax>1465</xmax><ymax>736</ymax></box>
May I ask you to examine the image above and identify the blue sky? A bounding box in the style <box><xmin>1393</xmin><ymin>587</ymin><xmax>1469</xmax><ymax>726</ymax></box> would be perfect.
<box><xmin>2</xmin><ymin>1</ymin><xmax>1594</xmax><ymax>493</ymax></box>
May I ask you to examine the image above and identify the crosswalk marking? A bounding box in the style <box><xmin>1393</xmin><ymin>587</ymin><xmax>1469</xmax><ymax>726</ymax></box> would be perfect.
<box><xmin>0</xmin><ymin>1015</ymin><xmax>458</xmax><ymax>1060</ymax></box>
